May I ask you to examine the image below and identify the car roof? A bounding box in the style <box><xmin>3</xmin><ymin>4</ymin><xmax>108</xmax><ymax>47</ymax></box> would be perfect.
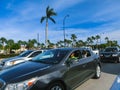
<box><xmin>49</xmin><ymin>47</ymin><xmax>91</xmax><ymax>51</ymax></box>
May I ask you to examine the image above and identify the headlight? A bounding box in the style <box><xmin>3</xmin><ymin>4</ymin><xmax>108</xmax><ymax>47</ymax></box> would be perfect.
<box><xmin>100</xmin><ymin>54</ymin><xmax>103</xmax><ymax>57</ymax></box>
<box><xmin>5</xmin><ymin>77</ymin><xmax>38</xmax><ymax>90</ymax></box>
<box><xmin>4</xmin><ymin>60</ymin><xmax>25</xmax><ymax>67</ymax></box>
<box><xmin>112</xmin><ymin>54</ymin><xmax>118</xmax><ymax>57</ymax></box>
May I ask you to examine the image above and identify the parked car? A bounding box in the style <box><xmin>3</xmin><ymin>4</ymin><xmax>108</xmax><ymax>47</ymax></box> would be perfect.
<box><xmin>93</xmin><ymin>49</ymin><xmax>99</xmax><ymax>55</ymax></box>
<box><xmin>0</xmin><ymin>49</ymin><xmax>45</xmax><ymax>69</ymax></box>
<box><xmin>100</xmin><ymin>47</ymin><xmax>120</xmax><ymax>63</ymax></box>
<box><xmin>0</xmin><ymin>48</ymin><xmax>101</xmax><ymax>90</ymax></box>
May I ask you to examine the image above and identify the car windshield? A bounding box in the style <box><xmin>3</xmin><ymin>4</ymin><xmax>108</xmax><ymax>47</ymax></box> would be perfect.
<box><xmin>32</xmin><ymin>49</ymin><xmax>69</xmax><ymax>64</ymax></box>
<box><xmin>18</xmin><ymin>50</ymin><xmax>33</xmax><ymax>57</ymax></box>
<box><xmin>105</xmin><ymin>48</ymin><xmax>118</xmax><ymax>52</ymax></box>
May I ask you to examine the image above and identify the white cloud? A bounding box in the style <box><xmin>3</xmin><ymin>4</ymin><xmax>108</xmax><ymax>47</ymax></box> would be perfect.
<box><xmin>1</xmin><ymin>0</ymin><xmax>120</xmax><ymax>45</ymax></box>
<box><xmin>93</xmin><ymin>1</ymin><xmax>120</xmax><ymax>22</ymax></box>
<box><xmin>51</xmin><ymin>0</ymin><xmax>84</xmax><ymax>11</ymax></box>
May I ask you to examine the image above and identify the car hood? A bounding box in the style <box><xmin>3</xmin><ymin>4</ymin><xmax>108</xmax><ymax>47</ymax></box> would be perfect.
<box><xmin>100</xmin><ymin>52</ymin><xmax>118</xmax><ymax>54</ymax></box>
<box><xmin>0</xmin><ymin>61</ymin><xmax>52</xmax><ymax>83</ymax></box>
<box><xmin>1</xmin><ymin>56</ymin><xmax>23</xmax><ymax>62</ymax></box>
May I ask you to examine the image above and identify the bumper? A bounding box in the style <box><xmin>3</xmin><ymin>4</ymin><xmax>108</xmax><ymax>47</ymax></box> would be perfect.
<box><xmin>0</xmin><ymin>65</ymin><xmax>3</xmax><ymax>70</ymax></box>
<box><xmin>100</xmin><ymin>57</ymin><xmax>119</xmax><ymax>62</ymax></box>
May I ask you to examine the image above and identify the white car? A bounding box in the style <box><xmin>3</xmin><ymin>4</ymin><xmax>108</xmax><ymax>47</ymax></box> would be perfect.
<box><xmin>92</xmin><ymin>49</ymin><xmax>99</xmax><ymax>55</ymax></box>
<box><xmin>0</xmin><ymin>50</ymin><xmax>45</xmax><ymax>69</ymax></box>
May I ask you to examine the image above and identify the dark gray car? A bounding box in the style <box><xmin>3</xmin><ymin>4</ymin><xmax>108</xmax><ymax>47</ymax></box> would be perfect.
<box><xmin>0</xmin><ymin>48</ymin><xmax>101</xmax><ymax>90</ymax></box>
<box><xmin>100</xmin><ymin>47</ymin><xmax>120</xmax><ymax>63</ymax></box>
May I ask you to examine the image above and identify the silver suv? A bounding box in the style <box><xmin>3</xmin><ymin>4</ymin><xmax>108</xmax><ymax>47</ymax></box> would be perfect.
<box><xmin>0</xmin><ymin>50</ymin><xmax>45</xmax><ymax>69</ymax></box>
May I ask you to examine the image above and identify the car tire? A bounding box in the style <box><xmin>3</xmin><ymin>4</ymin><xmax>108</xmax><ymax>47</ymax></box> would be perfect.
<box><xmin>94</xmin><ymin>65</ymin><xmax>101</xmax><ymax>79</ymax></box>
<box><xmin>47</xmin><ymin>82</ymin><xmax>65</xmax><ymax>90</ymax></box>
<box><xmin>117</xmin><ymin>57</ymin><xmax>120</xmax><ymax>63</ymax></box>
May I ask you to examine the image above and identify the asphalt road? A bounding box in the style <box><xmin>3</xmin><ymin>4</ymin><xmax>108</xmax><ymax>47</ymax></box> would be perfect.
<box><xmin>75</xmin><ymin>62</ymin><xmax>120</xmax><ymax>90</ymax></box>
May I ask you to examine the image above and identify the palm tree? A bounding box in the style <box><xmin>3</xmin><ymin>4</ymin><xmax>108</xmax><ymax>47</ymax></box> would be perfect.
<box><xmin>6</xmin><ymin>39</ymin><xmax>14</xmax><ymax>53</ymax></box>
<box><xmin>71</xmin><ymin>34</ymin><xmax>77</xmax><ymax>47</ymax></box>
<box><xmin>91</xmin><ymin>36</ymin><xmax>95</xmax><ymax>43</ymax></box>
<box><xmin>91</xmin><ymin>36</ymin><xmax>95</xmax><ymax>49</ymax></box>
<box><xmin>0</xmin><ymin>37</ymin><xmax>7</xmax><ymax>50</ymax></box>
<box><xmin>95</xmin><ymin>35</ymin><xmax>100</xmax><ymax>44</ymax></box>
<box><xmin>105</xmin><ymin>37</ymin><xmax>109</xmax><ymax>43</ymax></box>
<box><xmin>95</xmin><ymin>35</ymin><xmax>100</xmax><ymax>49</ymax></box>
<box><xmin>27</xmin><ymin>39</ymin><xmax>37</xmax><ymax>49</ymax></box>
<box><xmin>40</xmin><ymin>6</ymin><xmax>57</xmax><ymax>48</ymax></box>
<box><xmin>76</xmin><ymin>40</ymin><xmax>84</xmax><ymax>47</ymax></box>
<box><xmin>87</xmin><ymin>37</ymin><xmax>93</xmax><ymax>46</ymax></box>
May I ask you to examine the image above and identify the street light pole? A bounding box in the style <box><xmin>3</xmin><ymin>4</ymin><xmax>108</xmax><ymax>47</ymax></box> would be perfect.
<box><xmin>63</xmin><ymin>15</ymin><xmax>69</xmax><ymax>47</ymax></box>
<box><xmin>100</xmin><ymin>32</ymin><xmax>104</xmax><ymax>44</ymax></box>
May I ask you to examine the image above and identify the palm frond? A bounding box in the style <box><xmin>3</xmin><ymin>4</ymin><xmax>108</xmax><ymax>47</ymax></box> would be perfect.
<box><xmin>49</xmin><ymin>17</ymin><xmax>56</xmax><ymax>23</ymax></box>
<box><xmin>46</xmin><ymin>6</ymin><xmax>50</xmax><ymax>15</ymax></box>
<box><xmin>40</xmin><ymin>16</ymin><xmax>46</xmax><ymax>23</ymax></box>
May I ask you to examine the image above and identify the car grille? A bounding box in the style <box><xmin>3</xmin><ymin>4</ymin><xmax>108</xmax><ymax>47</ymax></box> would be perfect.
<box><xmin>104</xmin><ymin>53</ymin><xmax>111</xmax><ymax>55</ymax></box>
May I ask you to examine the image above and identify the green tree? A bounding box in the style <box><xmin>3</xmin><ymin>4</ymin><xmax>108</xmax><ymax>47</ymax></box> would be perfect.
<box><xmin>95</xmin><ymin>35</ymin><xmax>100</xmax><ymax>44</ymax></box>
<box><xmin>66</xmin><ymin>39</ymin><xmax>72</xmax><ymax>47</ymax></box>
<box><xmin>71</xmin><ymin>34</ymin><xmax>77</xmax><ymax>47</ymax></box>
<box><xmin>95</xmin><ymin>35</ymin><xmax>100</xmax><ymax>49</ymax></box>
<box><xmin>56</xmin><ymin>40</ymin><xmax>64</xmax><ymax>47</ymax></box>
<box><xmin>40</xmin><ymin>6</ymin><xmax>57</xmax><ymax>48</ymax></box>
<box><xmin>11</xmin><ymin>43</ymin><xmax>20</xmax><ymax>50</ymax></box>
<box><xmin>47</xmin><ymin>40</ymin><xmax>55</xmax><ymax>48</ymax></box>
<box><xmin>6</xmin><ymin>39</ymin><xmax>14</xmax><ymax>53</ymax></box>
<box><xmin>0</xmin><ymin>37</ymin><xmax>7</xmax><ymax>50</ymax></box>
<box><xmin>87</xmin><ymin>37</ymin><xmax>93</xmax><ymax>46</ymax></box>
<box><xmin>26</xmin><ymin>39</ymin><xmax>37</xmax><ymax>49</ymax></box>
<box><xmin>76</xmin><ymin>40</ymin><xmax>84</xmax><ymax>47</ymax></box>
<box><xmin>105</xmin><ymin>37</ymin><xmax>109</xmax><ymax>43</ymax></box>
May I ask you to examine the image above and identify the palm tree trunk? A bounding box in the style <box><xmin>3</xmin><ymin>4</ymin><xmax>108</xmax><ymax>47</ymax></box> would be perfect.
<box><xmin>45</xmin><ymin>19</ymin><xmax>48</xmax><ymax>48</ymax></box>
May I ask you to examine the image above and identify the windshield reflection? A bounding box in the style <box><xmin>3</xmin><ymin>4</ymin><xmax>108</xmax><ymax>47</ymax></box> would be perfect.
<box><xmin>19</xmin><ymin>50</ymin><xmax>33</xmax><ymax>57</ymax></box>
<box><xmin>32</xmin><ymin>49</ymin><xmax>69</xmax><ymax>64</ymax></box>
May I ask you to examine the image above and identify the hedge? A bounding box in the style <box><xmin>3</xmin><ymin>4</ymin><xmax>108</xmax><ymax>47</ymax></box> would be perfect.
<box><xmin>0</xmin><ymin>54</ymin><xmax>19</xmax><ymax>59</ymax></box>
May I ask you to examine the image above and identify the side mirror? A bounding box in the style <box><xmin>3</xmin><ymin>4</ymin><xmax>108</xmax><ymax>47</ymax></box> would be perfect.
<box><xmin>65</xmin><ymin>60</ymin><xmax>73</xmax><ymax>67</ymax></box>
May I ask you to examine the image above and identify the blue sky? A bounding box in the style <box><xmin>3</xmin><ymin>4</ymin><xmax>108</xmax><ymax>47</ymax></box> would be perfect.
<box><xmin>0</xmin><ymin>0</ymin><xmax>120</xmax><ymax>44</ymax></box>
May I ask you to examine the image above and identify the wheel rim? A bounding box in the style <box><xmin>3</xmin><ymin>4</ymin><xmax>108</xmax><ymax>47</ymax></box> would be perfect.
<box><xmin>96</xmin><ymin>65</ymin><xmax>101</xmax><ymax>77</ymax></box>
<box><xmin>51</xmin><ymin>85</ymin><xmax>62</xmax><ymax>90</ymax></box>
<box><xmin>119</xmin><ymin>57</ymin><xmax>120</xmax><ymax>62</ymax></box>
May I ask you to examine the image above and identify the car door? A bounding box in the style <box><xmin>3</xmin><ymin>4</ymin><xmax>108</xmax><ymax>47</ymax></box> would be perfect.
<box><xmin>80</xmin><ymin>50</ymin><xmax>96</xmax><ymax>78</ymax></box>
<box><xmin>63</xmin><ymin>50</ymin><xmax>88</xmax><ymax>88</ymax></box>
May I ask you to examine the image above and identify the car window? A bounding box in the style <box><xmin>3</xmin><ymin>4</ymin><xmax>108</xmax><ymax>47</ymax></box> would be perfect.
<box><xmin>86</xmin><ymin>50</ymin><xmax>91</xmax><ymax>57</ymax></box>
<box><xmin>81</xmin><ymin>50</ymin><xmax>91</xmax><ymax>58</ymax></box>
<box><xmin>29</xmin><ymin>51</ymin><xmax>42</xmax><ymax>57</ymax></box>
<box><xmin>68</xmin><ymin>50</ymin><xmax>82</xmax><ymax>61</ymax></box>
<box><xmin>32</xmin><ymin>49</ymin><xmax>69</xmax><ymax>64</ymax></box>
<box><xmin>19</xmin><ymin>50</ymin><xmax>33</xmax><ymax>57</ymax></box>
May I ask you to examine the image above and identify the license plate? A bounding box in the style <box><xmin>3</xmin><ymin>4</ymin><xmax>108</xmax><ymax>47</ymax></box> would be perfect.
<box><xmin>105</xmin><ymin>55</ymin><xmax>110</xmax><ymax>57</ymax></box>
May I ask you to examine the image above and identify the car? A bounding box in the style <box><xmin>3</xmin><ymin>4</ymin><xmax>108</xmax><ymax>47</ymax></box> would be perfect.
<box><xmin>100</xmin><ymin>47</ymin><xmax>120</xmax><ymax>63</ymax></box>
<box><xmin>0</xmin><ymin>49</ymin><xmax>45</xmax><ymax>69</ymax></box>
<box><xmin>0</xmin><ymin>48</ymin><xmax>101</xmax><ymax>90</ymax></box>
<box><xmin>93</xmin><ymin>49</ymin><xmax>99</xmax><ymax>55</ymax></box>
